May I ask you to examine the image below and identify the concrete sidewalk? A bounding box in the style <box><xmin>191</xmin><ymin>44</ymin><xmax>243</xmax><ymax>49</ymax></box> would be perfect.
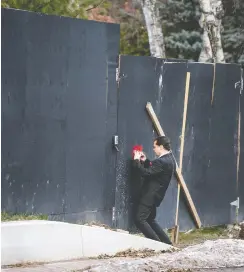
<box><xmin>2</xmin><ymin>220</ymin><xmax>174</xmax><ymax>266</ymax></box>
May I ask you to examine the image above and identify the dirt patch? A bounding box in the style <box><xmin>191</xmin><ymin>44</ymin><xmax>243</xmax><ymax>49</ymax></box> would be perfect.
<box><xmin>84</xmin><ymin>221</ymin><xmax>113</xmax><ymax>230</ymax></box>
<box><xmin>239</xmin><ymin>223</ymin><xmax>244</xmax><ymax>239</ymax></box>
<box><xmin>92</xmin><ymin>247</ymin><xmax>178</xmax><ymax>260</ymax></box>
<box><xmin>83</xmin><ymin>222</ymin><xmax>129</xmax><ymax>234</ymax></box>
<box><xmin>2</xmin><ymin>261</ymin><xmax>45</xmax><ymax>269</ymax></box>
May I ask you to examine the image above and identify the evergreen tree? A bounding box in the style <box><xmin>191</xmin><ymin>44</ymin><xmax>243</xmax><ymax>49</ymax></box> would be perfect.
<box><xmin>222</xmin><ymin>0</ymin><xmax>244</xmax><ymax>64</ymax></box>
<box><xmin>158</xmin><ymin>0</ymin><xmax>202</xmax><ymax>61</ymax></box>
<box><xmin>118</xmin><ymin>0</ymin><xmax>203</xmax><ymax>61</ymax></box>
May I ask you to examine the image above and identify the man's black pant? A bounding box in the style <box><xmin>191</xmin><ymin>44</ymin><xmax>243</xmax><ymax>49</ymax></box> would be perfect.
<box><xmin>135</xmin><ymin>203</ymin><xmax>172</xmax><ymax>245</ymax></box>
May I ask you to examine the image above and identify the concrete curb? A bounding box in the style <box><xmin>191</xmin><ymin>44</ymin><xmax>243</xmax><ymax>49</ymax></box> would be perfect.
<box><xmin>1</xmin><ymin>220</ymin><xmax>174</xmax><ymax>266</ymax></box>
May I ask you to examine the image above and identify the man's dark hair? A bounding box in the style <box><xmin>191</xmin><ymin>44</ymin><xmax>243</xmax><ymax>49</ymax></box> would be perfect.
<box><xmin>155</xmin><ymin>136</ymin><xmax>171</xmax><ymax>151</ymax></box>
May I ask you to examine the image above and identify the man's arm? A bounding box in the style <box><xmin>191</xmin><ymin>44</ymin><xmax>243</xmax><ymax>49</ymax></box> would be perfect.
<box><xmin>143</xmin><ymin>159</ymin><xmax>151</xmax><ymax>168</ymax></box>
<box><xmin>132</xmin><ymin>159</ymin><xmax>163</xmax><ymax>177</ymax></box>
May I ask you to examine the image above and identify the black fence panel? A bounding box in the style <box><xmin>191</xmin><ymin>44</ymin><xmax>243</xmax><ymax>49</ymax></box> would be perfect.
<box><xmin>1</xmin><ymin>8</ymin><xmax>68</xmax><ymax>217</ymax></box>
<box><xmin>155</xmin><ymin>62</ymin><xmax>189</xmax><ymax>230</ymax></box>
<box><xmin>1</xmin><ymin>8</ymin><xmax>120</xmax><ymax>225</ymax></box>
<box><xmin>177</xmin><ymin>63</ymin><xmax>214</xmax><ymax>230</ymax></box>
<box><xmin>115</xmin><ymin>57</ymin><xmax>242</xmax><ymax>231</ymax></box>
<box><xmin>239</xmin><ymin>69</ymin><xmax>244</xmax><ymax>222</ymax></box>
<box><xmin>204</xmin><ymin>64</ymin><xmax>240</xmax><ymax>226</ymax></box>
<box><xmin>115</xmin><ymin>57</ymin><xmax>188</xmax><ymax>230</ymax></box>
<box><xmin>62</xmin><ymin>14</ymin><xmax>120</xmax><ymax>224</ymax></box>
<box><xmin>177</xmin><ymin>63</ymin><xmax>241</xmax><ymax>229</ymax></box>
<box><xmin>115</xmin><ymin>56</ymin><xmax>163</xmax><ymax>230</ymax></box>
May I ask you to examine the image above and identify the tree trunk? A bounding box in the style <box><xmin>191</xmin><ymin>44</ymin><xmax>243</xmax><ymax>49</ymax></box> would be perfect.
<box><xmin>198</xmin><ymin>27</ymin><xmax>213</xmax><ymax>62</ymax></box>
<box><xmin>140</xmin><ymin>0</ymin><xmax>165</xmax><ymax>58</ymax></box>
<box><xmin>198</xmin><ymin>0</ymin><xmax>225</xmax><ymax>63</ymax></box>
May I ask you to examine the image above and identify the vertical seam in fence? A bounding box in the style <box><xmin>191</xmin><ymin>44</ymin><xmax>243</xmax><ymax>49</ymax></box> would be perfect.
<box><xmin>237</xmin><ymin>90</ymin><xmax>241</xmax><ymax>194</ymax></box>
<box><xmin>211</xmin><ymin>63</ymin><xmax>216</xmax><ymax>105</ymax></box>
<box><xmin>114</xmin><ymin>54</ymin><xmax>121</xmax><ymax>228</ymax></box>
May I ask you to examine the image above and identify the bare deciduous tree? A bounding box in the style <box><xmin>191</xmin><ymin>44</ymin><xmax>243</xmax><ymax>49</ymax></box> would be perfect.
<box><xmin>140</xmin><ymin>0</ymin><xmax>165</xmax><ymax>58</ymax></box>
<box><xmin>198</xmin><ymin>0</ymin><xmax>225</xmax><ymax>63</ymax></box>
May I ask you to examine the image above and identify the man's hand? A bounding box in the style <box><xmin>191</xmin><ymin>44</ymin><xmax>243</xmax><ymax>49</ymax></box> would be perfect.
<box><xmin>133</xmin><ymin>151</ymin><xmax>142</xmax><ymax>160</ymax></box>
<box><xmin>140</xmin><ymin>152</ymin><xmax>146</xmax><ymax>162</ymax></box>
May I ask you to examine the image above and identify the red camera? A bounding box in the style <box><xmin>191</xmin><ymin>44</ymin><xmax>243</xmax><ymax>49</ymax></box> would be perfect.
<box><xmin>132</xmin><ymin>145</ymin><xmax>143</xmax><ymax>159</ymax></box>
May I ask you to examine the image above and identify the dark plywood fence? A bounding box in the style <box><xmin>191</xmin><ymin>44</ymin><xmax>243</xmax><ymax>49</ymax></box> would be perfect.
<box><xmin>179</xmin><ymin>63</ymin><xmax>240</xmax><ymax>229</ymax></box>
<box><xmin>2</xmin><ymin>8</ymin><xmax>244</xmax><ymax>230</ymax></box>
<box><xmin>239</xmin><ymin>68</ymin><xmax>244</xmax><ymax>222</ymax></box>
<box><xmin>149</xmin><ymin>62</ymin><xmax>189</xmax><ymax>230</ymax></box>
<box><xmin>115</xmin><ymin>57</ymin><xmax>242</xmax><ymax>230</ymax></box>
<box><xmin>1</xmin><ymin>8</ymin><xmax>120</xmax><ymax>224</ymax></box>
<box><xmin>177</xmin><ymin>63</ymin><xmax>214</xmax><ymax>230</ymax></box>
<box><xmin>115</xmin><ymin>56</ymin><xmax>165</xmax><ymax>230</ymax></box>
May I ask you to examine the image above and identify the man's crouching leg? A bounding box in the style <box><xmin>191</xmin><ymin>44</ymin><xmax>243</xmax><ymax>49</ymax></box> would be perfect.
<box><xmin>134</xmin><ymin>203</ymin><xmax>161</xmax><ymax>242</ymax></box>
<box><xmin>146</xmin><ymin>204</ymin><xmax>172</xmax><ymax>245</ymax></box>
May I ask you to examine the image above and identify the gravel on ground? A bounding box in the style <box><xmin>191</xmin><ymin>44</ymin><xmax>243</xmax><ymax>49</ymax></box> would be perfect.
<box><xmin>84</xmin><ymin>239</ymin><xmax>244</xmax><ymax>272</ymax></box>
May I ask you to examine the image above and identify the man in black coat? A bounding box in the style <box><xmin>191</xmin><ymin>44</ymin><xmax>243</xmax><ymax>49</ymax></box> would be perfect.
<box><xmin>132</xmin><ymin>136</ymin><xmax>175</xmax><ymax>245</ymax></box>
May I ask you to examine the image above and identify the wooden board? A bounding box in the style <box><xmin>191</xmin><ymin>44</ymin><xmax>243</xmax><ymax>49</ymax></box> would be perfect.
<box><xmin>146</xmin><ymin>102</ymin><xmax>202</xmax><ymax>229</ymax></box>
<box><xmin>174</xmin><ymin>72</ymin><xmax>191</xmax><ymax>243</ymax></box>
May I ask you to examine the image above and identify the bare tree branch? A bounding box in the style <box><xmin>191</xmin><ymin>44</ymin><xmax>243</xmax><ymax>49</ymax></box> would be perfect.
<box><xmin>86</xmin><ymin>0</ymin><xmax>106</xmax><ymax>11</ymax></box>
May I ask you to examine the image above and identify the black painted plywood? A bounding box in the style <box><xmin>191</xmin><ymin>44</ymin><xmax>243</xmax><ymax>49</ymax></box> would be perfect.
<box><xmin>1</xmin><ymin>8</ymin><xmax>120</xmax><ymax>225</ymax></box>
<box><xmin>206</xmin><ymin>63</ymin><xmax>240</xmax><ymax>226</ymax></box>
<box><xmin>115</xmin><ymin>56</ymin><xmax>163</xmax><ymax>230</ymax></box>
<box><xmin>178</xmin><ymin>63</ymin><xmax>214</xmax><ymax>230</ymax></box>
<box><xmin>1</xmin><ymin>8</ymin><xmax>67</xmax><ymax>216</ymax></box>
<box><xmin>63</xmin><ymin>16</ymin><xmax>120</xmax><ymax>225</ymax></box>
<box><xmin>116</xmin><ymin>58</ymin><xmax>241</xmax><ymax>231</ymax></box>
<box><xmin>179</xmin><ymin>63</ymin><xmax>240</xmax><ymax>229</ymax></box>
<box><xmin>115</xmin><ymin>57</ymin><xmax>188</xmax><ymax>230</ymax></box>
<box><xmin>238</xmin><ymin>69</ymin><xmax>244</xmax><ymax>222</ymax></box>
<box><xmin>156</xmin><ymin>62</ymin><xmax>188</xmax><ymax>229</ymax></box>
